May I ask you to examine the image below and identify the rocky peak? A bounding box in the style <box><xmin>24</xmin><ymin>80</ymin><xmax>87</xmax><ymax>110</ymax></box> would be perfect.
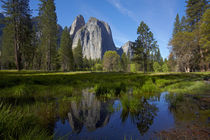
<box><xmin>69</xmin><ymin>15</ymin><xmax>85</xmax><ymax>39</ymax></box>
<box><xmin>122</xmin><ymin>41</ymin><xmax>134</xmax><ymax>58</ymax></box>
<box><xmin>71</xmin><ymin>16</ymin><xmax>116</xmax><ymax>60</ymax></box>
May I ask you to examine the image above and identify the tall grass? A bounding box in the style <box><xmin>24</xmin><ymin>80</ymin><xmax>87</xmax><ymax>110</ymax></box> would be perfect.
<box><xmin>0</xmin><ymin>104</ymin><xmax>51</xmax><ymax>140</ymax></box>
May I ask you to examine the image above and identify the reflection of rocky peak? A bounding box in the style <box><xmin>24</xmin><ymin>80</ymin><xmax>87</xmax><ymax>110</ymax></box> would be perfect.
<box><xmin>68</xmin><ymin>89</ymin><xmax>112</xmax><ymax>133</ymax></box>
<box><xmin>69</xmin><ymin>15</ymin><xmax>85</xmax><ymax>39</ymax></box>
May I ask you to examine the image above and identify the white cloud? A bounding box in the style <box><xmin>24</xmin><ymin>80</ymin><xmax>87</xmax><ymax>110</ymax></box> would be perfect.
<box><xmin>106</xmin><ymin>0</ymin><xmax>139</xmax><ymax>23</ymax></box>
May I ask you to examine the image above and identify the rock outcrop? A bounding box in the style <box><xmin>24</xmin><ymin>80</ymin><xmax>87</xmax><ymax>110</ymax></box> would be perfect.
<box><xmin>121</xmin><ymin>41</ymin><xmax>134</xmax><ymax>58</ymax></box>
<box><xmin>69</xmin><ymin>15</ymin><xmax>85</xmax><ymax>39</ymax></box>
<box><xmin>70</xmin><ymin>16</ymin><xmax>116</xmax><ymax>59</ymax></box>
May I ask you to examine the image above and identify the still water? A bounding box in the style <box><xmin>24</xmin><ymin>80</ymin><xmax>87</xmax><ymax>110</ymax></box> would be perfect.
<box><xmin>53</xmin><ymin>89</ymin><xmax>209</xmax><ymax>140</ymax></box>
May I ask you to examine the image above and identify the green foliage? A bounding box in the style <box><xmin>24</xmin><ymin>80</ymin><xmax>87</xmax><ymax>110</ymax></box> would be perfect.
<box><xmin>170</xmin><ymin>1</ymin><xmax>209</xmax><ymax>72</ymax></box>
<box><xmin>103</xmin><ymin>51</ymin><xmax>120</xmax><ymax>72</ymax></box>
<box><xmin>1</xmin><ymin>0</ymin><xmax>33</xmax><ymax>70</ymax></box>
<box><xmin>73</xmin><ymin>39</ymin><xmax>83</xmax><ymax>70</ymax></box>
<box><xmin>130</xmin><ymin>63</ymin><xmax>137</xmax><ymax>73</ymax></box>
<box><xmin>39</xmin><ymin>0</ymin><xmax>58</xmax><ymax>71</ymax></box>
<box><xmin>0</xmin><ymin>104</ymin><xmax>51</xmax><ymax>139</ymax></box>
<box><xmin>121</xmin><ymin>53</ymin><xmax>129</xmax><ymax>72</ymax></box>
<box><xmin>173</xmin><ymin>14</ymin><xmax>181</xmax><ymax>36</ymax></box>
<box><xmin>59</xmin><ymin>27</ymin><xmax>74</xmax><ymax>71</ymax></box>
<box><xmin>94</xmin><ymin>82</ymin><xmax>126</xmax><ymax>97</ymax></box>
<box><xmin>132</xmin><ymin>21</ymin><xmax>160</xmax><ymax>73</ymax></box>
<box><xmin>153</xmin><ymin>62</ymin><xmax>162</xmax><ymax>72</ymax></box>
<box><xmin>1</xmin><ymin>24</ymin><xmax>15</xmax><ymax>69</ymax></box>
<box><xmin>94</xmin><ymin>63</ymin><xmax>103</xmax><ymax>71</ymax></box>
<box><xmin>162</xmin><ymin>63</ymin><xmax>169</xmax><ymax>72</ymax></box>
<box><xmin>186</xmin><ymin>0</ymin><xmax>208</xmax><ymax>31</ymax></box>
<box><xmin>199</xmin><ymin>9</ymin><xmax>210</xmax><ymax>70</ymax></box>
<box><xmin>169</xmin><ymin>31</ymin><xmax>198</xmax><ymax>72</ymax></box>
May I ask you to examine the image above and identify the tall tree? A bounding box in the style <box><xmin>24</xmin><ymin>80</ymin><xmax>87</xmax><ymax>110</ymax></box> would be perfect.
<box><xmin>173</xmin><ymin>14</ymin><xmax>181</xmax><ymax>36</ymax></box>
<box><xmin>169</xmin><ymin>32</ymin><xmax>196</xmax><ymax>72</ymax></box>
<box><xmin>59</xmin><ymin>27</ymin><xmax>74</xmax><ymax>71</ymax></box>
<box><xmin>132</xmin><ymin>21</ymin><xmax>158</xmax><ymax>73</ymax></box>
<box><xmin>1</xmin><ymin>23</ymin><xmax>15</xmax><ymax>69</ymax></box>
<box><xmin>186</xmin><ymin>0</ymin><xmax>208</xmax><ymax>31</ymax></box>
<box><xmin>1</xmin><ymin>0</ymin><xmax>32</xmax><ymax>70</ymax></box>
<box><xmin>180</xmin><ymin>16</ymin><xmax>187</xmax><ymax>31</ymax></box>
<box><xmin>39</xmin><ymin>0</ymin><xmax>58</xmax><ymax>71</ymax></box>
<box><xmin>199</xmin><ymin>9</ymin><xmax>210</xmax><ymax>71</ymax></box>
<box><xmin>73</xmin><ymin>39</ymin><xmax>83</xmax><ymax>70</ymax></box>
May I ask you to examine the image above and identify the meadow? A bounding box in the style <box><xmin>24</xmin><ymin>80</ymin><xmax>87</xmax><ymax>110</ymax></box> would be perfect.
<box><xmin>0</xmin><ymin>71</ymin><xmax>209</xmax><ymax>139</ymax></box>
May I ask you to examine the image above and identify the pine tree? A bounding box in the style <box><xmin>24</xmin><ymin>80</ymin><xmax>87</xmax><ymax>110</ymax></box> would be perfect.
<box><xmin>59</xmin><ymin>27</ymin><xmax>74</xmax><ymax>71</ymax></box>
<box><xmin>186</xmin><ymin>0</ymin><xmax>208</xmax><ymax>31</ymax></box>
<box><xmin>173</xmin><ymin>14</ymin><xmax>181</xmax><ymax>36</ymax></box>
<box><xmin>132</xmin><ymin>21</ymin><xmax>157</xmax><ymax>73</ymax></box>
<box><xmin>154</xmin><ymin>48</ymin><xmax>162</xmax><ymax>64</ymax></box>
<box><xmin>1</xmin><ymin>24</ymin><xmax>15</xmax><ymax>69</ymax></box>
<box><xmin>39</xmin><ymin>0</ymin><xmax>58</xmax><ymax>71</ymax></box>
<box><xmin>180</xmin><ymin>16</ymin><xmax>187</xmax><ymax>31</ymax></box>
<box><xmin>1</xmin><ymin>0</ymin><xmax>33</xmax><ymax>70</ymax></box>
<box><xmin>73</xmin><ymin>39</ymin><xmax>83</xmax><ymax>70</ymax></box>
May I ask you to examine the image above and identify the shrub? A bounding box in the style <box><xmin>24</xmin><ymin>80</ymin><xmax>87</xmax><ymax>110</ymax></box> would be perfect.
<box><xmin>153</xmin><ymin>62</ymin><xmax>162</xmax><ymax>72</ymax></box>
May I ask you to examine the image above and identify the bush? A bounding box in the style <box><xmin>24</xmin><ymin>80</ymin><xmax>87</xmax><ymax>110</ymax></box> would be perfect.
<box><xmin>94</xmin><ymin>63</ymin><xmax>103</xmax><ymax>71</ymax></box>
<box><xmin>153</xmin><ymin>62</ymin><xmax>162</xmax><ymax>72</ymax></box>
<box><xmin>162</xmin><ymin>63</ymin><xmax>169</xmax><ymax>72</ymax></box>
<box><xmin>130</xmin><ymin>63</ymin><xmax>137</xmax><ymax>73</ymax></box>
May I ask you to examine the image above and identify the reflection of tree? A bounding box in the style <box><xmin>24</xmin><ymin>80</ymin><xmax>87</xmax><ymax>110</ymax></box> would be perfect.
<box><xmin>120</xmin><ymin>96</ymin><xmax>158</xmax><ymax>136</ymax></box>
<box><xmin>68</xmin><ymin>89</ymin><xmax>113</xmax><ymax>133</ymax></box>
<box><xmin>166</xmin><ymin>94</ymin><xmax>209</xmax><ymax>125</ymax></box>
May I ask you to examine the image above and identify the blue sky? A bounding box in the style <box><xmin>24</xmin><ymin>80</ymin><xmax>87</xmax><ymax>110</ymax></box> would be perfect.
<box><xmin>1</xmin><ymin>0</ymin><xmax>186</xmax><ymax>59</ymax></box>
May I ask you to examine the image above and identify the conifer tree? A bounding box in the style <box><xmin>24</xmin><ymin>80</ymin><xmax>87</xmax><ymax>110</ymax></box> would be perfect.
<box><xmin>73</xmin><ymin>39</ymin><xmax>83</xmax><ymax>70</ymax></box>
<box><xmin>59</xmin><ymin>27</ymin><xmax>74</xmax><ymax>71</ymax></box>
<box><xmin>180</xmin><ymin>16</ymin><xmax>187</xmax><ymax>32</ymax></box>
<box><xmin>132</xmin><ymin>21</ymin><xmax>158</xmax><ymax>73</ymax></box>
<box><xmin>173</xmin><ymin>14</ymin><xmax>181</xmax><ymax>36</ymax></box>
<box><xmin>1</xmin><ymin>0</ymin><xmax>32</xmax><ymax>70</ymax></box>
<box><xmin>39</xmin><ymin>0</ymin><xmax>58</xmax><ymax>71</ymax></box>
<box><xmin>186</xmin><ymin>0</ymin><xmax>208</xmax><ymax>31</ymax></box>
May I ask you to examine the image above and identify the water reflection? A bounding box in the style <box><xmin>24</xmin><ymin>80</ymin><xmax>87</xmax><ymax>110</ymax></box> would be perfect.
<box><xmin>54</xmin><ymin>89</ymin><xmax>167</xmax><ymax>139</ymax></box>
<box><xmin>67</xmin><ymin>89</ymin><xmax>113</xmax><ymax>133</ymax></box>
<box><xmin>120</xmin><ymin>96</ymin><xmax>158</xmax><ymax>136</ymax></box>
<box><xmin>158</xmin><ymin>93</ymin><xmax>210</xmax><ymax>139</ymax></box>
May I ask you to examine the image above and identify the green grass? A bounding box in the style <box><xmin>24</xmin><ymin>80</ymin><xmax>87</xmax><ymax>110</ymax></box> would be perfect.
<box><xmin>0</xmin><ymin>70</ymin><xmax>209</xmax><ymax>138</ymax></box>
<box><xmin>0</xmin><ymin>104</ymin><xmax>51</xmax><ymax>140</ymax></box>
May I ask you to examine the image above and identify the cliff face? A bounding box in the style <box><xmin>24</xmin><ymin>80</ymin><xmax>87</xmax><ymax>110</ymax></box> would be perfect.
<box><xmin>121</xmin><ymin>41</ymin><xmax>134</xmax><ymax>58</ymax></box>
<box><xmin>70</xmin><ymin>15</ymin><xmax>135</xmax><ymax>59</ymax></box>
<box><xmin>69</xmin><ymin>15</ymin><xmax>85</xmax><ymax>39</ymax></box>
<box><xmin>70</xmin><ymin>16</ymin><xmax>116</xmax><ymax>59</ymax></box>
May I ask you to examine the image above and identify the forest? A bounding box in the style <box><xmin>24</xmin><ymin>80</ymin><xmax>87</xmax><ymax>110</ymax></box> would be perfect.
<box><xmin>0</xmin><ymin>0</ymin><xmax>208</xmax><ymax>73</ymax></box>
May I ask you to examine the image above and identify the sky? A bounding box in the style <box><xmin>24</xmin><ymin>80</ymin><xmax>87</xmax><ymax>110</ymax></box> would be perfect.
<box><xmin>0</xmin><ymin>0</ymin><xmax>186</xmax><ymax>59</ymax></box>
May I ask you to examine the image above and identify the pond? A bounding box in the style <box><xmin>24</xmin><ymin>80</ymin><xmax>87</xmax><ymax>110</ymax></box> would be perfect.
<box><xmin>53</xmin><ymin>89</ymin><xmax>210</xmax><ymax>140</ymax></box>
